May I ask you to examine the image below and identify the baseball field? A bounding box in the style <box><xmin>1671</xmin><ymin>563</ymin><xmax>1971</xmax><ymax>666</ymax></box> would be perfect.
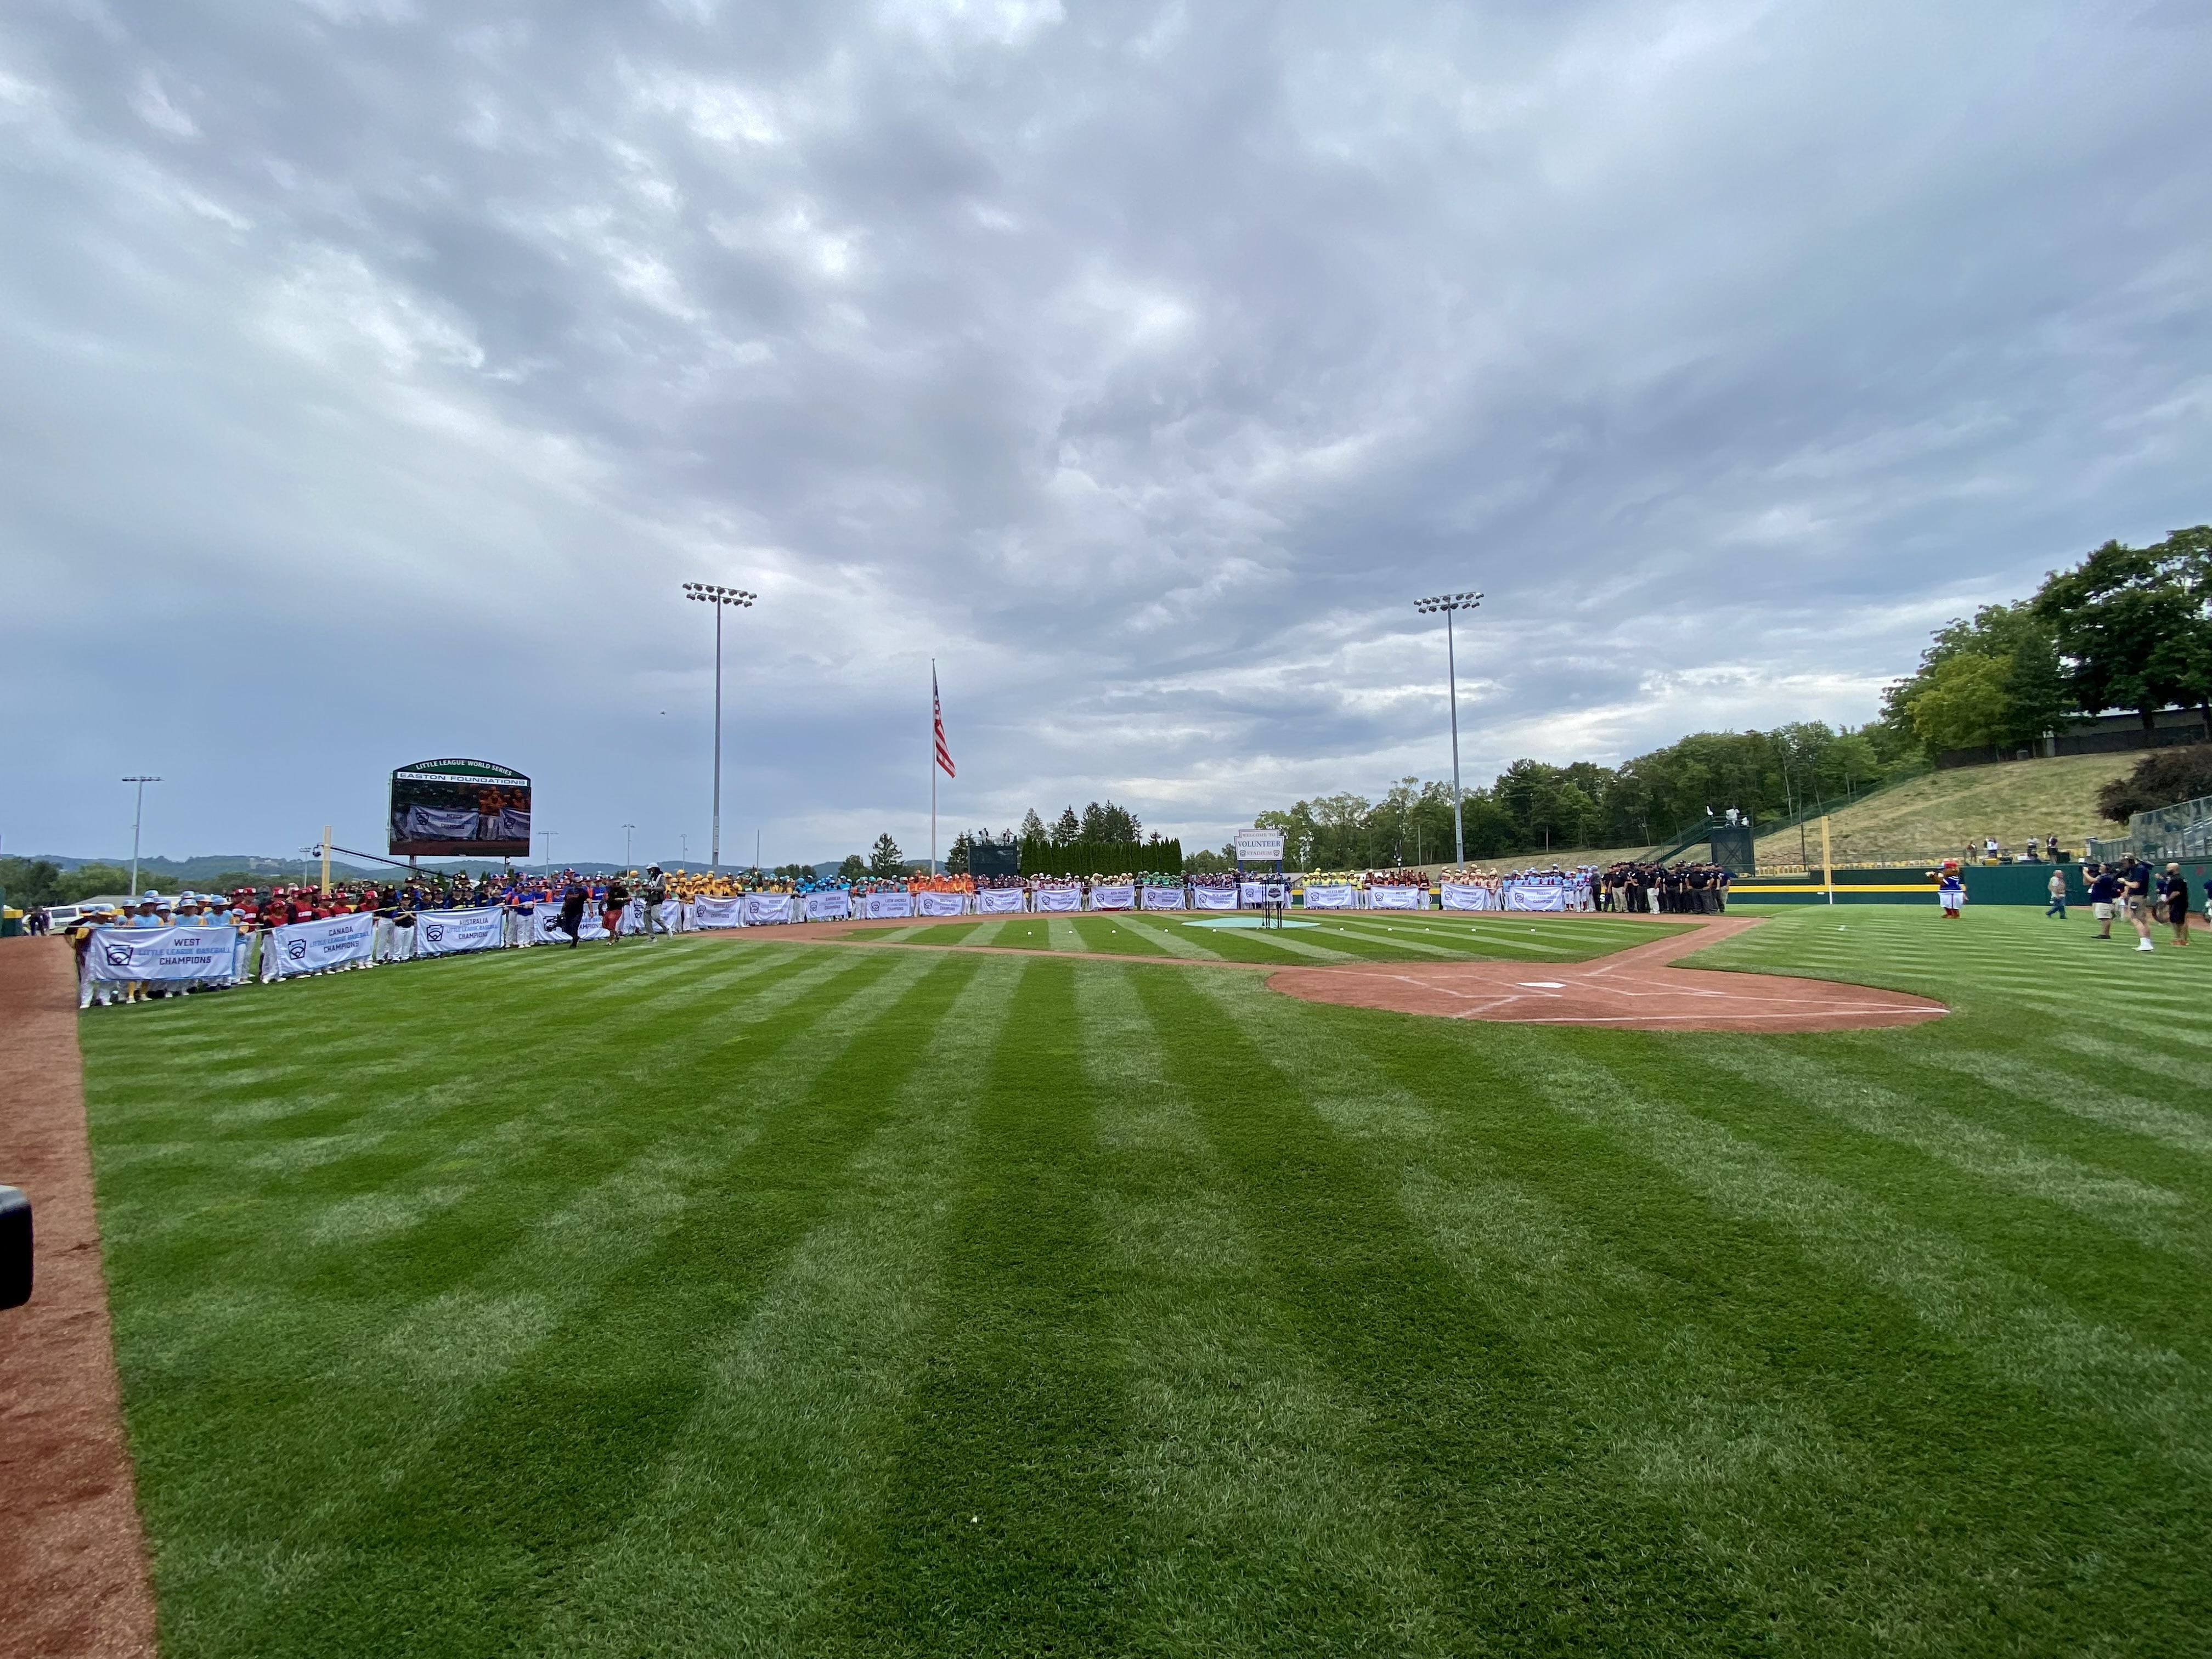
<box><xmin>71</xmin><ymin>905</ymin><xmax>2212</xmax><ymax>1655</ymax></box>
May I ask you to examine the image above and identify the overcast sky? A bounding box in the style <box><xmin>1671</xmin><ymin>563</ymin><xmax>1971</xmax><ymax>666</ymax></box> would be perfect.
<box><xmin>4</xmin><ymin>1</ymin><xmax>2206</xmax><ymax>868</ymax></box>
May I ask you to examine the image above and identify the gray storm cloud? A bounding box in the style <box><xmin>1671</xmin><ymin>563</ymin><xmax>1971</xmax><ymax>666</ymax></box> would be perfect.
<box><xmin>3</xmin><ymin>0</ymin><xmax>2205</xmax><ymax>864</ymax></box>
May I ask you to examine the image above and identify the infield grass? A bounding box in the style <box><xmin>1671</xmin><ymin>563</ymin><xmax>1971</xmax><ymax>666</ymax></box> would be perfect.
<box><xmin>841</xmin><ymin>910</ymin><xmax>1678</xmax><ymax>964</ymax></box>
<box><xmin>77</xmin><ymin>906</ymin><xmax>2212</xmax><ymax>1656</ymax></box>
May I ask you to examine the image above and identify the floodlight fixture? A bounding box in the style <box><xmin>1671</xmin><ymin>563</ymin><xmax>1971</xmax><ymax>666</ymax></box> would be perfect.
<box><xmin>682</xmin><ymin>581</ymin><xmax>759</xmax><ymax>869</ymax></box>
<box><xmin>1412</xmin><ymin>591</ymin><xmax>1483</xmax><ymax>866</ymax></box>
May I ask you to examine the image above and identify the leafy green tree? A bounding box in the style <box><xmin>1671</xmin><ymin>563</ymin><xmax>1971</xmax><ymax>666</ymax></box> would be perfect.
<box><xmin>0</xmin><ymin>858</ymin><xmax>65</xmax><ymax>907</ymax></box>
<box><xmin>2095</xmin><ymin>743</ymin><xmax>2212</xmax><ymax>822</ymax></box>
<box><xmin>1051</xmin><ymin>805</ymin><xmax>1080</xmax><ymax>846</ymax></box>
<box><xmin>836</xmin><ymin>854</ymin><xmax>867</xmax><ymax>881</ymax></box>
<box><xmin>1907</xmin><ymin>654</ymin><xmax>2015</xmax><ymax>752</ymax></box>
<box><xmin>1883</xmin><ymin>600</ymin><xmax>2068</xmax><ymax>755</ymax></box>
<box><xmin>2035</xmin><ymin>541</ymin><xmax>2194</xmax><ymax>731</ymax></box>
<box><xmin>867</xmin><ymin>834</ymin><xmax>906</xmax><ymax>878</ymax></box>
<box><xmin>945</xmin><ymin>831</ymin><xmax>973</xmax><ymax>875</ymax></box>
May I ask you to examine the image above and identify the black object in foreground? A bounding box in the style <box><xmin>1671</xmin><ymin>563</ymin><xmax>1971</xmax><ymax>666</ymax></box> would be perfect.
<box><xmin>0</xmin><ymin>1184</ymin><xmax>30</xmax><ymax>1308</ymax></box>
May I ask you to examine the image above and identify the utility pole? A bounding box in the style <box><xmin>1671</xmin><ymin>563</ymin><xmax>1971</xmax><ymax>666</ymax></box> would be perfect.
<box><xmin>683</xmin><ymin>583</ymin><xmax>757</xmax><ymax>870</ymax></box>
<box><xmin>1413</xmin><ymin>592</ymin><xmax>1482</xmax><ymax>866</ymax></box>
<box><xmin>622</xmin><ymin>823</ymin><xmax>636</xmax><ymax>868</ymax></box>
<box><xmin>121</xmin><ymin>776</ymin><xmax>160</xmax><ymax>897</ymax></box>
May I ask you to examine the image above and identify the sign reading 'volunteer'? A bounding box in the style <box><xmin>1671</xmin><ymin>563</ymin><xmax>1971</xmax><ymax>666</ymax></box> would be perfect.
<box><xmin>1234</xmin><ymin>828</ymin><xmax>1285</xmax><ymax>862</ymax></box>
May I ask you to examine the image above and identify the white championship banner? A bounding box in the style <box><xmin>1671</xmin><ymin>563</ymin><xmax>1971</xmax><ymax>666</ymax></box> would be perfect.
<box><xmin>1190</xmin><ymin>884</ymin><xmax>1238</xmax><ymax>909</ymax></box>
<box><xmin>976</xmin><ymin>887</ymin><xmax>1025</xmax><ymax>914</ymax></box>
<box><xmin>1088</xmin><ymin>883</ymin><xmax>1135</xmax><ymax>911</ymax></box>
<box><xmin>532</xmin><ymin>906</ymin><xmax>610</xmax><ymax>943</ymax></box>
<box><xmin>1366</xmin><ymin>885</ymin><xmax>1424</xmax><ymax>910</ymax></box>
<box><xmin>265</xmin><ymin>912</ymin><xmax>377</xmax><ymax>978</ymax></box>
<box><xmin>862</xmin><ymin>891</ymin><xmax>915</xmax><ymax>919</ymax></box>
<box><xmin>742</xmin><ymin>893</ymin><xmax>793</xmax><ymax>926</ymax></box>
<box><xmin>1504</xmin><ymin>883</ymin><xmax>1567</xmax><ymax>912</ymax></box>
<box><xmin>804</xmin><ymin>890</ymin><xmax>853</xmax><ymax>922</ymax></box>
<box><xmin>690</xmin><ymin>895</ymin><xmax>744</xmax><ymax>930</ymax></box>
<box><xmin>1302</xmin><ymin>884</ymin><xmax>1357</xmax><ymax>910</ymax></box>
<box><xmin>916</xmin><ymin>890</ymin><xmax>967</xmax><ymax>917</ymax></box>
<box><xmin>1139</xmin><ymin>885</ymin><xmax>1186</xmax><ymax>910</ymax></box>
<box><xmin>87</xmin><ymin>925</ymin><xmax>239</xmax><ymax>983</ymax></box>
<box><xmin>1440</xmin><ymin>882</ymin><xmax>1493</xmax><ymax>911</ymax></box>
<box><xmin>1032</xmin><ymin>887</ymin><xmax>1081</xmax><ymax>912</ymax></box>
<box><xmin>416</xmin><ymin>907</ymin><xmax>505</xmax><ymax>956</ymax></box>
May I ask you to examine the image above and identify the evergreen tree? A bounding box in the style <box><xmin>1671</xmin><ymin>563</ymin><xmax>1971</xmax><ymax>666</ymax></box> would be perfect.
<box><xmin>867</xmin><ymin>834</ymin><xmax>906</xmax><ymax>878</ymax></box>
<box><xmin>836</xmin><ymin>854</ymin><xmax>866</xmax><ymax>881</ymax></box>
<box><xmin>1051</xmin><ymin>805</ymin><xmax>1080</xmax><ymax>845</ymax></box>
<box><xmin>1021</xmin><ymin>808</ymin><xmax>1047</xmax><ymax>842</ymax></box>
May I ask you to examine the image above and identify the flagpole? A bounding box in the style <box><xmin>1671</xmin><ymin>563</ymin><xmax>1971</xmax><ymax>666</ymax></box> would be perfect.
<box><xmin>930</xmin><ymin>658</ymin><xmax>937</xmax><ymax>875</ymax></box>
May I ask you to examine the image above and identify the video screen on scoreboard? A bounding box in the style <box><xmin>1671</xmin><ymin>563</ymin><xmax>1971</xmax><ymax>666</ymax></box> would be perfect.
<box><xmin>388</xmin><ymin>759</ymin><xmax>532</xmax><ymax>857</ymax></box>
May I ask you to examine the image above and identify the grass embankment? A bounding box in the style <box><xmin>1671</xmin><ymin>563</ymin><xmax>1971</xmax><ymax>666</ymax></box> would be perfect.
<box><xmin>1520</xmin><ymin>752</ymin><xmax>2136</xmax><ymax>872</ymax></box>
<box><xmin>79</xmin><ymin>909</ymin><xmax>2212</xmax><ymax>1656</ymax></box>
<box><xmin>839</xmin><ymin>911</ymin><xmax>1675</xmax><ymax>965</ymax></box>
<box><xmin>1753</xmin><ymin>752</ymin><xmax>2135</xmax><ymax>866</ymax></box>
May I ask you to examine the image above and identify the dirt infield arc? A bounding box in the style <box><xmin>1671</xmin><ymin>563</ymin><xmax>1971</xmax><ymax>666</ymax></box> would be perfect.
<box><xmin>1267</xmin><ymin>916</ymin><xmax>1948</xmax><ymax>1031</ymax></box>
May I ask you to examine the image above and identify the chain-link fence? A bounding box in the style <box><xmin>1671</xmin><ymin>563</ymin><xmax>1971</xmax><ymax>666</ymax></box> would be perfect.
<box><xmin>2086</xmin><ymin>793</ymin><xmax>2212</xmax><ymax>864</ymax></box>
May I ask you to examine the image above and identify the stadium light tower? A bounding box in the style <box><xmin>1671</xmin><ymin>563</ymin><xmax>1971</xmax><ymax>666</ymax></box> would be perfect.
<box><xmin>683</xmin><ymin>583</ymin><xmax>757</xmax><ymax>870</ymax></box>
<box><xmin>622</xmin><ymin>823</ymin><xmax>636</xmax><ymax>867</ymax></box>
<box><xmin>1413</xmin><ymin>591</ymin><xmax>1483</xmax><ymax>866</ymax></box>
<box><xmin>121</xmin><ymin>776</ymin><xmax>160</xmax><ymax>897</ymax></box>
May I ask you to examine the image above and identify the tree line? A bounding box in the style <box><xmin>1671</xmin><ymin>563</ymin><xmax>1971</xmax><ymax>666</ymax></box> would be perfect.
<box><xmin>1242</xmin><ymin>524</ymin><xmax>2212</xmax><ymax>867</ymax></box>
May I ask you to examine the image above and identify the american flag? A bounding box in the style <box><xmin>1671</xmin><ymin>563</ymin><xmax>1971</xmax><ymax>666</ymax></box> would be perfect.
<box><xmin>933</xmin><ymin>664</ymin><xmax>955</xmax><ymax>778</ymax></box>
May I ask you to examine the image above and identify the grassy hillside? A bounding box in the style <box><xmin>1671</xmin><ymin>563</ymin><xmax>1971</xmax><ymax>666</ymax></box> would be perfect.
<box><xmin>1753</xmin><ymin>752</ymin><xmax>2135</xmax><ymax>866</ymax></box>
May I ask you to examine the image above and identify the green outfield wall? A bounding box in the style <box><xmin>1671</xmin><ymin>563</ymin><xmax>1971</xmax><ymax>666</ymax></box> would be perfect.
<box><xmin>1730</xmin><ymin>861</ymin><xmax>2212</xmax><ymax>906</ymax></box>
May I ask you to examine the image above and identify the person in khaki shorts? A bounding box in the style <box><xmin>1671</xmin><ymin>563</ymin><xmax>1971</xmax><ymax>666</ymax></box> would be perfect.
<box><xmin>2086</xmin><ymin>865</ymin><xmax>2120</xmax><ymax>939</ymax></box>
<box><xmin>2044</xmin><ymin>866</ymin><xmax>2067</xmax><ymax>919</ymax></box>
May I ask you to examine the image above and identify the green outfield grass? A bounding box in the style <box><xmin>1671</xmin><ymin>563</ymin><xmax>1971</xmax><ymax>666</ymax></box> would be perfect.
<box><xmin>77</xmin><ymin>907</ymin><xmax>2212</xmax><ymax>1657</ymax></box>
<box><xmin>839</xmin><ymin>910</ymin><xmax>1681</xmax><ymax>964</ymax></box>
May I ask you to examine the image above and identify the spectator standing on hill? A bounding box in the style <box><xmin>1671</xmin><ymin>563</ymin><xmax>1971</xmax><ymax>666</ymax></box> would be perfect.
<box><xmin>2045</xmin><ymin>867</ymin><xmax>2067</xmax><ymax>920</ymax></box>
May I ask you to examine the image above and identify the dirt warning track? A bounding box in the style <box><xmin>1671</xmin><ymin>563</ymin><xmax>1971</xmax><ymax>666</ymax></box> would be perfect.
<box><xmin>1267</xmin><ymin>915</ymin><xmax>1947</xmax><ymax>1031</ymax></box>
<box><xmin>0</xmin><ymin>938</ymin><xmax>158</xmax><ymax>1659</ymax></box>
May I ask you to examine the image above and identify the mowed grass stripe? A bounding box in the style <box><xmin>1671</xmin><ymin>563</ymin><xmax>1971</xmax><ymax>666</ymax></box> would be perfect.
<box><xmin>1690</xmin><ymin>1043</ymin><xmax>2197</xmax><ymax>1257</ymax></box>
<box><xmin>830</xmin><ymin>960</ymin><xmax>1134</xmax><ymax>1656</ymax></box>
<box><xmin>1136</xmin><ymin>970</ymin><xmax>1763</xmax><ymax>1651</ymax></box>
<box><xmin>121</xmin><ymin>950</ymin><xmax>965</xmax><ymax>1658</ymax></box>
<box><xmin>1095</xmin><ymin>913</ymin><xmax>1224</xmax><ymax>961</ymax></box>
<box><xmin>1459</xmin><ymin>1025</ymin><xmax>2212</xmax><ymax>1478</ymax></box>
<box><xmin>1189</xmin><ymin>970</ymin><xmax>2017</xmax><ymax>1641</ymax></box>
<box><xmin>1074</xmin><ymin>964</ymin><xmax>1448</xmax><ymax>1654</ymax></box>
<box><xmin>523</xmin><ymin>956</ymin><xmax>1020</xmax><ymax>1656</ymax></box>
<box><xmin>96</xmin><ymin>946</ymin><xmax>876</xmax><ymax>1397</ymax></box>
<box><xmin>1199</xmin><ymin>967</ymin><xmax>2212</xmax><ymax>1647</ymax></box>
